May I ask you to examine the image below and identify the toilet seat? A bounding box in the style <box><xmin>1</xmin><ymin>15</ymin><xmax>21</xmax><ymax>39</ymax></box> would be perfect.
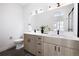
<box><xmin>14</xmin><ymin>39</ymin><xmax>24</xmax><ymax>43</ymax></box>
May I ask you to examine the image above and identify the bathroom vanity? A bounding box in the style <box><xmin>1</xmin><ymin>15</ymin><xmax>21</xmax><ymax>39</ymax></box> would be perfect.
<box><xmin>24</xmin><ymin>3</ymin><xmax>78</xmax><ymax>56</ymax></box>
<box><xmin>24</xmin><ymin>32</ymin><xmax>79</xmax><ymax>56</ymax></box>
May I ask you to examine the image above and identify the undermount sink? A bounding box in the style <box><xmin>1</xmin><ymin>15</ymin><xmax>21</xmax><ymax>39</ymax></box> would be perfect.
<box><xmin>59</xmin><ymin>31</ymin><xmax>75</xmax><ymax>37</ymax></box>
<box><xmin>47</xmin><ymin>31</ymin><xmax>75</xmax><ymax>37</ymax></box>
<box><xmin>48</xmin><ymin>31</ymin><xmax>58</xmax><ymax>36</ymax></box>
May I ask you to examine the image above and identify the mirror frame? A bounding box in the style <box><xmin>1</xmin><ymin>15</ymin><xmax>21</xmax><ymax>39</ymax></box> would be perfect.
<box><xmin>77</xmin><ymin>3</ymin><xmax>79</xmax><ymax>37</ymax></box>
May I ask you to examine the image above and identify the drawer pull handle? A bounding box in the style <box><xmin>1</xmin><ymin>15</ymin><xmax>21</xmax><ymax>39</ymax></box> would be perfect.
<box><xmin>38</xmin><ymin>51</ymin><xmax>41</xmax><ymax>54</ymax></box>
<box><xmin>58</xmin><ymin>47</ymin><xmax>60</xmax><ymax>52</ymax></box>
<box><xmin>38</xmin><ymin>38</ymin><xmax>41</xmax><ymax>39</ymax></box>
<box><xmin>54</xmin><ymin>46</ymin><xmax>56</xmax><ymax>51</ymax></box>
<box><xmin>38</xmin><ymin>43</ymin><xmax>41</xmax><ymax>45</ymax></box>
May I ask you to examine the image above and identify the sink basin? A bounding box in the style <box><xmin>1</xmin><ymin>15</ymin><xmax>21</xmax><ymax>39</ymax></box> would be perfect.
<box><xmin>48</xmin><ymin>31</ymin><xmax>75</xmax><ymax>37</ymax></box>
<box><xmin>48</xmin><ymin>31</ymin><xmax>58</xmax><ymax>36</ymax></box>
<box><xmin>59</xmin><ymin>31</ymin><xmax>75</xmax><ymax>37</ymax></box>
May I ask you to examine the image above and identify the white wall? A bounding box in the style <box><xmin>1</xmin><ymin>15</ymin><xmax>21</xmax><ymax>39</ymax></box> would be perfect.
<box><xmin>0</xmin><ymin>3</ymin><xmax>24</xmax><ymax>52</ymax></box>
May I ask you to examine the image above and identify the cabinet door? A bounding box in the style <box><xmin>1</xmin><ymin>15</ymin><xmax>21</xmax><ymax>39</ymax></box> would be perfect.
<box><xmin>43</xmin><ymin>36</ymin><xmax>60</xmax><ymax>45</ymax></box>
<box><xmin>24</xmin><ymin>34</ymin><xmax>36</xmax><ymax>55</ymax></box>
<box><xmin>60</xmin><ymin>46</ymin><xmax>79</xmax><ymax>56</ymax></box>
<box><xmin>44</xmin><ymin>42</ymin><xmax>57</xmax><ymax>56</ymax></box>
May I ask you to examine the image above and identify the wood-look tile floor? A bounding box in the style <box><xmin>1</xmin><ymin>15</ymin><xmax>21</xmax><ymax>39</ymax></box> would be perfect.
<box><xmin>0</xmin><ymin>47</ymin><xmax>34</xmax><ymax>56</ymax></box>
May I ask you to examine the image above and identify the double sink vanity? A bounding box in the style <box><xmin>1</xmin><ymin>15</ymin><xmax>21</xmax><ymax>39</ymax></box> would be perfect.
<box><xmin>24</xmin><ymin>32</ymin><xmax>79</xmax><ymax>56</ymax></box>
<box><xmin>24</xmin><ymin>3</ymin><xmax>79</xmax><ymax>56</ymax></box>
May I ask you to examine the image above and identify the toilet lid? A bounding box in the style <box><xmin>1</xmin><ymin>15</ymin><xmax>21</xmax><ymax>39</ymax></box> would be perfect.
<box><xmin>14</xmin><ymin>39</ymin><xmax>24</xmax><ymax>42</ymax></box>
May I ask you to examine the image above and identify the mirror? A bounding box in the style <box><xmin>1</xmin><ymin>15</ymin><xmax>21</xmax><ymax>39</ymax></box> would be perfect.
<box><xmin>53</xmin><ymin>4</ymin><xmax>74</xmax><ymax>33</ymax></box>
<box><xmin>53</xmin><ymin>11</ymin><xmax>64</xmax><ymax>31</ymax></box>
<box><xmin>30</xmin><ymin>3</ymin><xmax>74</xmax><ymax>35</ymax></box>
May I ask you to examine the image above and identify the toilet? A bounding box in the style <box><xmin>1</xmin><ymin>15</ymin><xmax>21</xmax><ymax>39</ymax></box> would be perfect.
<box><xmin>14</xmin><ymin>39</ymin><xmax>24</xmax><ymax>49</ymax></box>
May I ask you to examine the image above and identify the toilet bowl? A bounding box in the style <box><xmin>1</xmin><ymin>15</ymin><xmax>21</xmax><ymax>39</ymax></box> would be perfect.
<box><xmin>14</xmin><ymin>39</ymin><xmax>24</xmax><ymax>49</ymax></box>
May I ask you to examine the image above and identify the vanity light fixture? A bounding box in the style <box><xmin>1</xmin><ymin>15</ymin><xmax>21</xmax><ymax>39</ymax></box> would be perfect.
<box><xmin>31</xmin><ymin>10</ymin><xmax>38</xmax><ymax>15</ymax></box>
<box><xmin>48</xmin><ymin>3</ymin><xmax>60</xmax><ymax>10</ymax></box>
<box><xmin>39</xmin><ymin>8</ymin><xmax>44</xmax><ymax>13</ymax></box>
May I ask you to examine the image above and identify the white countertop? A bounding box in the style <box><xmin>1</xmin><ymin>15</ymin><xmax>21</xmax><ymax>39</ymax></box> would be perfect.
<box><xmin>24</xmin><ymin>32</ymin><xmax>79</xmax><ymax>41</ymax></box>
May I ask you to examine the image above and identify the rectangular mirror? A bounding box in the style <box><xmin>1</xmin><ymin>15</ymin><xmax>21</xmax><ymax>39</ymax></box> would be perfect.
<box><xmin>29</xmin><ymin>3</ymin><xmax>74</xmax><ymax>36</ymax></box>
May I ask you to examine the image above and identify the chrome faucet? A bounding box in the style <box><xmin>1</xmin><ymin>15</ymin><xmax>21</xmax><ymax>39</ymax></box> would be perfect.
<box><xmin>57</xmin><ymin>30</ymin><xmax>59</xmax><ymax>35</ymax></box>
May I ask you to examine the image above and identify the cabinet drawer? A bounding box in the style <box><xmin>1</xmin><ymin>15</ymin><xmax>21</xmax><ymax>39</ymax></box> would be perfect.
<box><xmin>44</xmin><ymin>36</ymin><xmax>61</xmax><ymax>45</ymax></box>
<box><xmin>36</xmin><ymin>46</ymin><xmax>43</xmax><ymax>56</ymax></box>
<box><xmin>36</xmin><ymin>42</ymin><xmax>43</xmax><ymax>49</ymax></box>
<box><xmin>36</xmin><ymin>36</ymin><xmax>43</xmax><ymax>42</ymax></box>
<box><xmin>37</xmin><ymin>42</ymin><xmax>42</xmax><ymax>46</ymax></box>
<box><xmin>60</xmin><ymin>39</ymin><xmax>79</xmax><ymax>50</ymax></box>
<box><xmin>24</xmin><ymin>34</ymin><xmax>34</xmax><ymax>40</ymax></box>
<box><xmin>36</xmin><ymin>50</ymin><xmax>43</xmax><ymax>56</ymax></box>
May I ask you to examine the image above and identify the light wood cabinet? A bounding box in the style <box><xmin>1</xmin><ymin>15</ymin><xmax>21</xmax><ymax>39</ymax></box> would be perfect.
<box><xmin>43</xmin><ymin>42</ymin><xmax>79</xmax><ymax>56</ymax></box>
<box><xmin>24</xmin><ymin>34</ymin><xmax>79</xmax><ymax>56</ymax></box>
<box><xmin>24</xmin><ymin>34</ymin><xmax>36</xmax><ymax>55</ymax></box>
<box><xmin>24</xmin><ymin>34</ymin><xmax>44</xmax><ymax>55</ymax></box>
<box><xmin>43</xmin><ymin>36</ymin><xmax>79</xmax><ymax>56</ymax></box>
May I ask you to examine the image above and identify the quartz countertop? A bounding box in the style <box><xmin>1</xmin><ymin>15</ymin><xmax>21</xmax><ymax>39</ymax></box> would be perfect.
<box><xmin>24</xmin><ymin>32</ymin><xmax>79</xmax><ymax>41</ymax></box>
